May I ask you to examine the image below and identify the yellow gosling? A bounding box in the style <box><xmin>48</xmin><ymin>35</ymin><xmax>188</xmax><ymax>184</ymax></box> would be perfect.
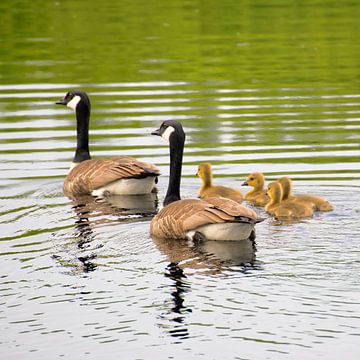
<box><xmin>265</xmin><ymin>182</ymin><xmax>313</xmax><ymax>219</ymax></box>
<box><xmin>242</xmin><ymin>172</ymin><xmax>269</xmax><ymax>206</ymax></box>
<box><xmin>197</xmin><ymin>163</ymin><xmax>243</xmax><ymax>203</ymax></box>
<box><xmin>277</xmin><ymin>177</ymin><xmax>333</xmax><ymax>212</ymax></box>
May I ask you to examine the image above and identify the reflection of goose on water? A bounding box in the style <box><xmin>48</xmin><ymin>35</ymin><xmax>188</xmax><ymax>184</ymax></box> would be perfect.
<box><xmin>162</xmin><ymin>262</ymin><xmax>191</xmax><ymax>340</ymax></box>
<box><xmin>195</xmin><ymin>238</ymin><xmax>256</xmax><ymax>266</ymax></box>
<box><xmin>55</xmin><ymin>90</ymin><xmax>160</xmax><ymax>198</ymax></box>
<box><xmin>150</xmin><ymin>120</ymin><xmax>263</xmax><ymax>241</ymax></box>
<box><xmin>52</xmin><ymin>193</ymin><xmax>158</xmax><ymax>274</ymax></box>
<box><xmin>52</xmin><ymin>201</ymin><xmax>100</xmax><ymax>274</ymax></box>
<box><xmin>69</xmin><ymin>193</ymin><xmax>158</xmax><ymax>223</ymax></box>
<box><xmin>152</xmin><ymin>235</ymin><xmax>257</xmax><ymax>271</ymax></box>
<box><xmin>156</xmin><ymin>238</ymin><xmax>257</xmax><ymax>341</ymax></box>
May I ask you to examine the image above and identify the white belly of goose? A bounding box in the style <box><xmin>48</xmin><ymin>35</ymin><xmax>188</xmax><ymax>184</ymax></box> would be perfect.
<box><xmin>91</xmin><ymin>177</ymin><xmax>156</xmax><ymax>196</ymax></box>
<box><xmin>186</xmin><ymin>222</ymin><xmax>254</xmax><ymax>241</ymax></box>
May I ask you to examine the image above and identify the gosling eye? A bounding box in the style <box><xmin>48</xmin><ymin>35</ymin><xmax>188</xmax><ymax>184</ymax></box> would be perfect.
<box><xmin>249</xmin><ymin>177</ymin><xmax>254</xmax><ymax>181</ymax></box>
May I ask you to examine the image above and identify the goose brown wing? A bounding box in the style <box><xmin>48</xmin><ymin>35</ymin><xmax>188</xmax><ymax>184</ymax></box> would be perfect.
<box><xmin>111</xmin><ymin>156</ymin><xmax>160</xmax><ymax>175</ymax></box>
<box><xmin>64</xmin><ymin>157</ymin><xmax>160</xmax><ymax>195</ymax></box>
<box><xmin>204</xmin><ymin>197</ymin><xmax>258</xmax><ymax>220</ymax></box>
<box><xmin>150</xmin><ymin>197</ymin><xmax>261</xmax><ymax>239</ymax></box>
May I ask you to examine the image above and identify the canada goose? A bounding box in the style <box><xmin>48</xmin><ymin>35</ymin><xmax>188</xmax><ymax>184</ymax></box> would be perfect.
<box><xmin>242</xmin><ymin>172</ymin><xmax>269</xmax><ymax>206</ymax></box>
<box><xmin>277</xmin><ymin>176</ymin><xmax>333</xmax><ymax>212</ymax></box>
<box><xmin>55</xmin><ymin>90</ymin><xmax>160</xmax><ymax>197</ymax></box>
<box><xmin>197</xmin><ymin>163</ymin><xmax>243</xmax><ymax>203</ymax></box>
<box><xmin>265</xmin><ymin>181</ymin><xmax>313</xmax><ymax>219</ymax></box>
<box><xmin>150</xmin><ymin>120</ymin><xmax>263</xmax><ymax>241</ymax></box>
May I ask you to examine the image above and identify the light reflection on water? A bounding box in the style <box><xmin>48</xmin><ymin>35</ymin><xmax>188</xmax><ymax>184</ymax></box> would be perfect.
<box><xmin>0</xmin><ymin>86</ymin><xmax>359</xmax><ymax>358</ymax></box>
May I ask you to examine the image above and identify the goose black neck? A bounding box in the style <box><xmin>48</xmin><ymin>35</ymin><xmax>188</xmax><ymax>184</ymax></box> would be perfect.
<box><xmin>163</xmin><ymin>132</ymin><xmax>185</xmax><ymax>206</ymax></box>
<box><xmin>74</xmin><ymin>101</ymin><xmax>91</xmax><ymax>163</ymax></box>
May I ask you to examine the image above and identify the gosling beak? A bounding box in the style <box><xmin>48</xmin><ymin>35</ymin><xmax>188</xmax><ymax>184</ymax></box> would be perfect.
<box><xmin>151</xmin><ymin>128</ymin><xmax>161</xmax><ymax>136</ymax></box>
<box><xmin>242</xmin><ymin>181</ymin><xmax>249</xmax><ymax>186</ymax></box>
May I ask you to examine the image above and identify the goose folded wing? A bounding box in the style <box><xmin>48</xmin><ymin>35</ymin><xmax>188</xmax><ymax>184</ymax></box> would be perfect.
<box><xmin>152</xmin><ymin>198</ymin><xmax>261</xmax><ymax>239</ymax></box>
<box><xmin>65</xmin><ymin>157</ymin><xmax>160</xmax><ymax>194</ymax></box>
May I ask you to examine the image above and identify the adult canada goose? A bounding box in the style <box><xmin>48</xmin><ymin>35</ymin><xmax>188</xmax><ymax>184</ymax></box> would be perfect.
<box><xmin>197</xmin><ymin>163</ymin><xmax>243</xmax><ymax>203</ymax></box>
<box><xmin>277</xmin><ymin>176</ymin><xmax>333</xmax><ymax>212</ymax></box>
<box><xmin>242</xmin><ymin>172</ymin><xmax>269</xmax><ymax>206</ymax></box>
<box><xmin>55</xmin><ymin>90</ymin><xmax>160</xmax><ymax>197</ymax></box>
<box><xmin>265</xmin><ymin>181</ymin><xmax>313</xmax><ymax>219</ymax></box>
<box><xmin>150</xmin><ymin>120</ymin><xmax>263</xmax><ymax>241</ymax></box>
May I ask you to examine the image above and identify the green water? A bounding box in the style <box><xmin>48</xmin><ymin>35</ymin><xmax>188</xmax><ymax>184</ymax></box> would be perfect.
<box><xmin>0</xmin><ymin>1</ymin><xmax>359</xmax><ymax>359</ymax></box>
<box><xmin>1</xmin><ymin>0</ymin><xmax>360</xmax><ymax>87</ymax></box>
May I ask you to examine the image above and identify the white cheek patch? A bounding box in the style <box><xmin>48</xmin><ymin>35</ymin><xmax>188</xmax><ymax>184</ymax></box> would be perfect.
<box><xmin>161</xmin><ymin>126</ymin><xmax>175</xmax><ymax>141</ymax></box>
<box><xmin>67</xmin><ymin>95</ymin><xmax>81</xmax><ymax>111</ymax></box>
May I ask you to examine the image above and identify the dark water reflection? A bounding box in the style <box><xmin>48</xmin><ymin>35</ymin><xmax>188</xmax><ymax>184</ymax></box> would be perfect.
<box><xmin>153</xmin><ymin>236</ymin><xmax>257</xmax><ymax>273</ymax></box>
<box><xmin>156</xmin><ymin>236</ymin><xmax>258</xmax><ymax>342</ymax></box>
<box><xmin>51</xmin><ymin>194</ymin><xmax>158</xmax><ymax>274</ymax></box>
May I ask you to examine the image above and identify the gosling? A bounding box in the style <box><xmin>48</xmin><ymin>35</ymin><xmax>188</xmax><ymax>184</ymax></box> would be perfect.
<box><xmin>265</xmin><ymin>181</ymin><xmax>313</xmax><ymax>219</ymax></box>
<box><xmin>197</xmin><ymin>163</ymin><xmax>243</xmax><ymax>203</ymax></box>
<box><xmin>277</xmin><ymin>177</ymin><xmax>333</xmax><ymax>212</ymax></box>
<box><xmin>242</xmin><ymin>172</ymin><xmax>269</xmax><ymax>206</ymax></box>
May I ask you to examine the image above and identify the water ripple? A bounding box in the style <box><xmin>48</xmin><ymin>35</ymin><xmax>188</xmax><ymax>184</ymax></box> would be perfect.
<box><xmin>0</xmin><ymin>81</ymin><xmax>359</xmax><ymax>359</ymax></box>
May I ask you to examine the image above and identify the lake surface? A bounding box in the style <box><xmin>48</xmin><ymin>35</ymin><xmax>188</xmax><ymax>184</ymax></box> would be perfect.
<box><xmin>0</xmin><ymin>1</ymin><xmax>359</xmax><ymax>359</ymax></box>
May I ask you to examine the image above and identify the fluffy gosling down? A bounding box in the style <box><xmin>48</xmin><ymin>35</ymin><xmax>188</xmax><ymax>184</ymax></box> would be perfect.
<box><xmin>242</xmin><ymin>172</ymin><xmax>269</xmax><ymax>206</ymax></box>
<box><xmin>55</xmin><ymin>90</ymin><xmax>160</xmax><ymax>197</ymax></box>
<box><xmin>277</xmin><ymin>177</ymin><xmax>333</xmax><ymax>212</ymax></box>
<box><xmin>265</xmin><ymin>181</ymin><xmax>314</xmax><ymax>219</ymax></box>
<box><xmin>197</xmin><ymin>163</ymin><xmax>243</xmax><ymax>203</ymax></box>
<box><xmin>150</xmin><ymin>120</ymin><xmax>263</xmax><ymax>241</ymax></box>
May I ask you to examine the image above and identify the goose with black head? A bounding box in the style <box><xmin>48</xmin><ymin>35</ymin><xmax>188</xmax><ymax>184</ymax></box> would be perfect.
<box><xmin>150</xmin><ymin>120</ymin><xmax>263</xmax><ymax>241</ymax></box>
<box><xmin>56</xmin><ymin>90</ymin><xmax>160</xmax><ymax>197</ymax></box>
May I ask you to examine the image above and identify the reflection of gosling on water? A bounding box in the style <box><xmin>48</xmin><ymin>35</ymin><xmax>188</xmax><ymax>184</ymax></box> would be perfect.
<box><xmin>265</xmin><ymin>182</ymin><xmax>314</xmax><ymax>219</ymax></box>
<box><xmin>242</xmin><ymin>172</ymin><xmax>269</xmax><ymax>206</ymax></box>
<box><xmin>277</xmin><ymin>177</ymin><xmax>333</xmax><ymax>212</ymax></box>
<box><xmin>55</xmin><ymin>90</ymin><xmax>160</xmax><ymax>198</ymax></box>
<box><xmin>197</xmin><ymin>163</ymin><xmax>243</xmax><ymax>203</ymax></box>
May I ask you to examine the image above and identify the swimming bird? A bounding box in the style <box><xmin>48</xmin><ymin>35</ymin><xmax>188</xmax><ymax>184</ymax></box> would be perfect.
<box><xmin>277</xmin><ymin>177</ymin><xmax>333</xmax><ymax>212</ymax></box>
<box><xmin>150</xmin><ymin>120</ymin><xmax>263</xmax><ymax>241</ymax></box>
<box><xmin>242</xmin><ymin>172</ymin><xmax>269</xmax><ymax>206</ymax></box>
<box><xmin>197</xmin><ymin>162</ymin><xmax>243</xmax><ymax>203</ymax></box>
<box><xmin>265</xmin><ymin>181</ymin><xmax>313</xmax><ymax>219</ymax></box>
<box><xmin>55</xmin><ymin>90</ymin><xmax>160</xmax><ymax>197</ymax></box>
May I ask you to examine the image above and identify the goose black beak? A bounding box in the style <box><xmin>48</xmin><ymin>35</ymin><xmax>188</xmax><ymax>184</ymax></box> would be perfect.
<box><xmin>55</xmin><ymin>98</ymin><xmax>67</xmax><ymax>105</ymax></box>
<box><xmin>151</xmin><ymin>128</ymin><xmax>161</xmax><ymax>136</ymax></box>
<box><xmin>241</xmin><ymin>181</ymin><xmax>248</xmax><ymax>186</ymax></box>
